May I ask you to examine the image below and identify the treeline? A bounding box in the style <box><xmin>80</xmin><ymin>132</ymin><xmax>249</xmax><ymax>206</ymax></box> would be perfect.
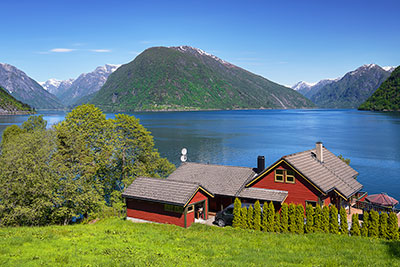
<box><xmin>232</xmin><ymin>198</ymin><xmax>399</xmax><ymax>240</ymax></box>
<box><xmin>0</xmin><ymin>105</ymin><xmax>175</xmax><ymax>226</ymax></box>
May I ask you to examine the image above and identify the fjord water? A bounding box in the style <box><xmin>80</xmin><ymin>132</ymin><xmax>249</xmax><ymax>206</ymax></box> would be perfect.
<box><xmin>1</xmin><ymin>109</ymin><xmax>399</xmax><ymax>201</ymax></box>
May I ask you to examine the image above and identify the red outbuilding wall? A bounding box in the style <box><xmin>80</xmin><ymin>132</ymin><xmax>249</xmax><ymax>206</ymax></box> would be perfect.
<box><xmin>250</xmin><ymin>161</ymin><xmax>323</xmax><ymax>208</ymax></box>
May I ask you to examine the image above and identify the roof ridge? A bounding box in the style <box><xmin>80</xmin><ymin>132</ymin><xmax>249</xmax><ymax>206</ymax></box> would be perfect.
<box><xmin>235</xmin><ymin>172</ymin><xmax>258</xmax><ymax>197</ymax></box>
<box><xmin>282</xmin><ymin>148</ymin><xmax>314</xmax><ymax>158</ymax></box>
<box><xmin>182</xmin><ymin>162</ymin><xmax>254</xmax><ymax>170</ymax></box>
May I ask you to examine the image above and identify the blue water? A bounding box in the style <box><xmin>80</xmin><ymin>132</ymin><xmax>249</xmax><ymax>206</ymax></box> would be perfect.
<box><xmin>1</xmin><ymin>109</ymin><xmax>399</xmax><ymax>201</ymax></box>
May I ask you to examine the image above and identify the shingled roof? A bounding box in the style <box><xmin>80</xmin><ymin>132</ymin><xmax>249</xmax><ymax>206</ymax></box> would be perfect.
<box><xmin>282</xmin><ymin>147</ymin><xmax>362</xmax><ymax>199</ymax></box>
<box><xmin>167</xmin><ymin>162</ymin><xmax>257</xmax><ymax>197</ymax></box>
<box><xmin>238</xmin><ymin>188</ymin><xmax>288</xmax><ymax>203</ymax></box>
<box><xmin>122</xmin><ymin>177</ymin><xmax>213</xmax><ymax>206</ymax></box>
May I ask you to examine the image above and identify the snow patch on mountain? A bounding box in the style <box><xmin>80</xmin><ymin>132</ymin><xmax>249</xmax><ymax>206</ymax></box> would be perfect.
<box><xmin>171</xmin><ymin>46</ymin><xmax>236</xmax><ymax>68</ymax></box>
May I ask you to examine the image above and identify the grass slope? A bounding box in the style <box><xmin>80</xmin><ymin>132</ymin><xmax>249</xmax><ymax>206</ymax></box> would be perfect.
<box><xmin>0</xmin><ymin>218</ymin><xmax>399</xmax><ymax>266</ymax></box>
<box><xmin>359</xmin><ymin>66</ymin><xmax>400</xmax><ymax>111</ymax></box>
<box><xmin>0</xmin><ymin>86</ymin><xmax>34</xmax><ymax>114</ymax></box>
<box><xmin>90</xmin><ymin>47</ymin><xmax>314</xmax><ymax>111</ymax></box>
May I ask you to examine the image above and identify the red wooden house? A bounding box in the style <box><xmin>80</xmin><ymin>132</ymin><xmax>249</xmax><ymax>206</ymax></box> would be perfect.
<box><xmin>123</xmin><ymin>142</ymin><xmax>363</xmax><ymax>227</ymax></box>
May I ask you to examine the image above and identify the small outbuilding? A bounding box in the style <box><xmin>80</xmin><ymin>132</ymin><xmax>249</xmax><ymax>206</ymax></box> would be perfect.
<box><xmin>122</xmin><ymin>177</ymin><xmax>214</xmax><ymax>228</ymax></box>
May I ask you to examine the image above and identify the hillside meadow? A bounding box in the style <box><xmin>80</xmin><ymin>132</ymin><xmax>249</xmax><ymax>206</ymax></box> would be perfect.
<box><xmin>0</xmin><ymin>218</ymin><xmax>399</xmax><ymax>266</ymax></box>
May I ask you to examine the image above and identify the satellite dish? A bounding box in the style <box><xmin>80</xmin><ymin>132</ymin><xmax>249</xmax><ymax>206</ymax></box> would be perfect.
<box><xmin>181</xmin><ymin>148</ymin><xmax>187</xmax><ymax>155</ymax></box>
<box><xmin>180</xmin><ymin>155</ymin><xmax>187</xmax><ymax>162</ymax></box>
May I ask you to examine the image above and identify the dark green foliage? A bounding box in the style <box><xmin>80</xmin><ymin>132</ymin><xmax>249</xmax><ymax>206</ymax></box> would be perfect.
<box><xmin>274</xmin><ymin>211</ymin><xmax>281</xmax><ymax>233</ymax></box>
<box><xmin>288</xmin><ymin>203</ymin><xmax>297</xmax><ymax>233</ymax></box>
<box><xmin>90</xmin><ymin>46</ymin><xmax>315</xmax><ymax>111</ymax></box>
<box><xmin>247</xmin><ymin>205</ymin><xmax>254</xmax><ymax>230</ymax></box>
<box><xmin>240</xmin><ymin>207</ymin><xmax>248</xmax><ymax>229</ymax></box>
<box><xmin>311</xmin><ymin>64</ymin><xmax>391</xmax><ymax>108</ymax></box>
<box><xmin>295</xmin><ymin>204</ymin><xmax>304</xmax><ymax>234</ymax></box>
<box><xmin>321</xmin><ymin>206</ymin><xmax>330</xmax><ymax>233</ymax></box>
<box><xmin>0</xmin><ymin>86</ymin><xmax>34</xmax><ymax>114</ymax></box>
<box><xmin>338</xmin><ymin>155</ymin><xmax>350</xmax><ymax>165</ymax></box>
<box><xmin>253</xmin><ymin>200</ymin><xmax>262</xmax><ymax>231</ymax></box>
<box><xmin>329</xmin><ymin>206</ymin><xmax>339</xmax><ymax>234</ymax></box>
<box><xmin>280</xmin><ymin>203</ymin><xmax>289</xmax><ymax>233</ymax></box>
<box><xmin>305</xmin><ymin>204</ymin><xmax>314</xmax><ymax>233</ymax></box>
<box><xmin>0</xmin><ymin>105</ymin><xmax>175</xmax><ymax>226</ymax></box>
<box><xmin>264</xmin><ymin>202</ymin><xmax>275</xmax><ymax>232</ymax></box>
<box><xmin>361</xmin><ymin>211</ymin><xmax>369</xmax><ymax>237</ymax></box>
<box><xmin>350</xmin><ymin>214</ymin><xmax>361</xmax><ymax>236</ymax></box>
<box><xmin>359</xmin><ymin>66</ymin><xmax>400</xmax><ymax>111</ymax></box>
<box><xmin>388</xmin><ymin>212</ymin><xmax>399</xmax><ymax>240</ymax></box>
<box><xmin>379</xmin><ymin>213</ymin><xmax>389</xmax><ymax>239</ymax></box>
<box><xmin>232</xmin><ymin>198</ymin><xmax>242</xmax><ymax>228</ymax></box>
<box><xmin>314</xmin><ymin>205</ymin><xmax>323</xmax><ymax>232</ymax></box>
<box><xmin>369</xmin><ymin>210</ymin><xmax>380</xmax><ymax>238</ymax></box>
<box><xmin>339</xmin><ymin>207</ymin><xmax>348</xmax><ymax>235</ymax></box>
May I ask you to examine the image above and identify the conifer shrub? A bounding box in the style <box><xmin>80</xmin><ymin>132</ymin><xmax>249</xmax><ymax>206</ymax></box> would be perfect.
<box><xmin>305</xmin><ymin>204</ymin><xmax>314</xmax><ymax>234</ymax></box>
<box><xmin>247</xmin><ymin>205</ymin><xmax>254</xmax><ymax>230</ymax></box>
<box><xmin>280</xmin><ymin>203</ymin><xmax>289</xmax><ymax>233</ymax></box>
<box><xmin>265</xmin><ymin>202</ymin><xmax>275</xmax><ymax>232</ymax></box>
<box><xmin>339</xmin><ymin>207</ymin><xmax>348</xmax><ymax>235</ymax></box>
<box><xmin>369</xmin><ymin>210</ymin><xmax>379</xmax><ymax>238</ymax></box>
<box><xmin>314</xmin><ymin>205</ymin><xmax>323</xmax><ymax>232</ymax></box>
<box><xmin>322</xmin><ymin>206</ymin><xmax>330</xmax><ymax>233</ymax></box>
<box><xmin>329</xmin><ymin>206</ymin><xmax>339</xmax><ymax>234</ymax></box>
<box><xmin>379</xmin><ymin>212</ymin><xmax>389</xmax><ymax>239</ymax></box>
<box><xmin>388</xmin><ymin>212</ymin><xmax>399</xmax><ymax>240</ymax></box>
<box><xmin>361</xmin><ymin>211</ymin><xmax>369</xmax><ymax>237</ymax></box>
<box><xmin>288</xmin><ymin>203</ymin><xmax>297</xmax><ymax>233</ymax></box>
<box><xmin>350</xmin><ymin>214</ymin><xmax>360</xmax><ymax>236</ymax></box>
<box><xmin>295</xmin><ymin>204</ymin><xmax>304</xmax><ymax>234</ymax></box>
<box><xmin>232</xmin><ymin>198</ymin><xmax>242</xmax><ymax>228</ymax></box>
<box><xmin>253</xmin><ymin>200</ymin><xmax>262</xmax><ymax>231</ymax></box>
<box><xmin>240</xmin><ymin>207</ymin><xmax>248</xmax><ymax>229</ymax></box>
<box><xmin>274</xmin><ymin>211</ymin><xmax>281</xmax><ymax>233</ymax></box>
<box><xmin>262</xmin><ymin>202</ymin><xmax>268</xmax><ymax>231</ymax></box>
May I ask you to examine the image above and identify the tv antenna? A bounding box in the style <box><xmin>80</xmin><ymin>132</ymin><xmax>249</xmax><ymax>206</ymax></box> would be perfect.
<box><xmin>180</xmin><ymin>148</ymin><xmax>187</xmax><ymax>162</ymax></box>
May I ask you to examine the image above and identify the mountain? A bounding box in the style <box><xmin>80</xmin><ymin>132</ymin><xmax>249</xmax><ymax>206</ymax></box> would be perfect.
<box><xmin>292</xmin><ymin>79</ymin><xmax>338</xmax><ymax>99</ymax></box>
<box><xmin>42</xmin><ymin>64</ymin><xmax>120</xmax><ymax>106</ymax></box>
<box><xmin>358</xmin><ymin>66</ymin><xmax>400</xmax><ymax>111</ymax></box>
<box><xmin>309</xmin><ymin>64</ymin><xmax>392</xmax><ymax>108</ymax></box>
<box><xmin>0</xmin><ymin>86</ymin><xmax>34</xmax><ymax>114</ymax></box>
<box><xmin>89</xmin><ymin>46</ymin><xmax>314</xmax><ymax>111</ymax></box>
<box><xmin>0</xmin><ymin>63</ymin><xmax>63</xmax><ymax>109</ymax></box>
<box><xmin>40</xmin><ymin>78</ymin><xmax>74</xmax><ymax>96</ymax></box>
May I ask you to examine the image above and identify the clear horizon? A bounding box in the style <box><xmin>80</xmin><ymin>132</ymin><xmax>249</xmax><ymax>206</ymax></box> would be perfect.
<box><xmin>1</xmin><ymin>0</ymin><xmax>399</xmax><ymax>86</ymax></box>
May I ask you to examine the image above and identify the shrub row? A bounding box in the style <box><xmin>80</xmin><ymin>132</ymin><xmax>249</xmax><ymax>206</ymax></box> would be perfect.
<box><xmin>232</xmin><ymin>198</ymin><xmax>399</xmax><ymax>240</ymax></box>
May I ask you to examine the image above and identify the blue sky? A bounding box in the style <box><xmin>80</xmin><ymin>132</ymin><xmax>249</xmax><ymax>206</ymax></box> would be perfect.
<box><xmin>0</xmin><ymin>0</ymin><xmax>399</xmax><ymax>86</ymax></box>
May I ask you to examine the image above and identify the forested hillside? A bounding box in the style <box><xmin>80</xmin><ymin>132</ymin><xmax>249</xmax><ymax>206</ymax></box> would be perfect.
<box><xmin>0</xmin><ymin>86</ymin><xmax>34</xmax><ymax>114</ymax></box>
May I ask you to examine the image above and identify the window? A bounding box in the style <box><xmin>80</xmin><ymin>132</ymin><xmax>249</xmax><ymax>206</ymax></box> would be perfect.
<box><xmin>187</xmin><ymin>205</ymin><xmax>194</xmax><ymax>213</ymax></box>
<box><xmin>275</xmin><ymin>169</ymin><xmax>285</xmax><ymax>182</ymax></box>
<box><xmin>286</xmin><ymin>170</ymin><xmax>296</xmax><ymax>184</ymax></box>
<box><xmin>306</xmin><ymin>200</ymin><xmax>317</xmax><ymax>207</ymax></box>
<box><xmin>225</xmin><ymin>207</ymin><xmax>233</xmax><ymax>215</ymax></box>
<box><xmin>164</xmin><ymin>204</ymin><xmax>183</xmax><ymax>213</ymax></box>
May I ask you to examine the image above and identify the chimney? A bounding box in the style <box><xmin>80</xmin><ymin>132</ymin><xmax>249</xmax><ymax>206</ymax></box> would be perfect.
<box><xmin>316</xmin><ymin>142</ymin><xmax>323</xmax><ymax>163</ymax></box>
<box><xmin>257</xmin><ymin>156</ymin><xmax>265</xmax><ymax>173</ymax></box>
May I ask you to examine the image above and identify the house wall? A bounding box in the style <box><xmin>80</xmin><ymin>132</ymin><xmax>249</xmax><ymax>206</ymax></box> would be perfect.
<box><xmin>126</xmin><ymin>190</ymin><xmax>209</xmax><ymax>228</ymax></box>
<box><xmin>209</xmin><ymin>195</ymin><xmax>234</xmax><ymax>212</ymax></box>
<box><xmin>250</xmin><ymin>161</ymin><xmax>324</xmax><ymax>209</ymax></box>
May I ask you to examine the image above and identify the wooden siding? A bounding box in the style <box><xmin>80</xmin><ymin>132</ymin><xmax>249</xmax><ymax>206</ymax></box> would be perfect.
<box><xmin>250</xmin><ymin>161</ymin><xmax>322</xmax><ymax>208</ymax></box>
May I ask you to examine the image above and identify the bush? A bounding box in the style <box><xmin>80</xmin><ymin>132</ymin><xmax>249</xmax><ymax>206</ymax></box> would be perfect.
<box><xmin>322</xmin><ymin>206</ymin><xmax>330</xmax><ymax>233</ymax></box>
<box><xmin>240</xmin><ymin>207</ymin><xmax>248</xmax><ymax>229</ymax></box>
<box><xmin>388</xmin><ymin>212</ymin><xmax>399</xmax><ymax>240</ymax></box>
<box><xmin>265</xmin><ymin>202</ymin><xmax>275</xmax><ymax>232</ymax></box>
<box><xmin>339</xmin><ymin>207</ymin><xmax>348</xmax><ymax>235</ymax></box>
<box><xmin>369</xmin><ymin>210</ymin><xmax>379</xmax><ymax>238</ymax></box>
<box><xmin>280</xmin><ymin>203</ymin><xmax>289</xmax><ymax>233</ymax></box>
<box><xmin>295</xmin><ymin>204</ymin><xmax>304</xmax><ymax>234</ymax></box>
<box><xmin>288</xmin><ymin>203</ymin><xmax>297</xmax><ymax>233</ymax></box>
<box><xmin>379</xmin><ymin>213</ymin><xmax>388</xmax><ymax>239</ymax></box>
<box><xmin>253</xmin><ymin>200</ymin><xmax>262</xmax><ymax>231</ymax></box>
<box><xmin>361</xmin><ymin>211</ymin><xmax>369</xmax><ymax>237</ymax></box>
<box><xmin>305</xmin><ymin>204</ymin><xmax>314</xmax><ymax>233</ymax></box>
<box><xmin>274</xmin><ymin>211</ymin><xmax>281</xmax><ymax>233</ymax></box>
<box><xmin>350</xmin><ymin>214</ymin><xmax>360</xmax><ymax>236</ymax></box>
<box><xmin>247</xmin><ymin>205</ymin><xmax>254</xmax><ymax>230</ymax></box>
<box><xmin>314</xmin><ymin>205</ymin><xmax>323</xmax><ymax>232</ymax></box>
<box><xmin>232</xmin><ymin>198</ymin><xmax>242</xmax><ymax>228</ymax></box>
<box><xmin>329</xmin><ymin>206</ymin><xmax>339</xmax><ymax>234</ymax></box>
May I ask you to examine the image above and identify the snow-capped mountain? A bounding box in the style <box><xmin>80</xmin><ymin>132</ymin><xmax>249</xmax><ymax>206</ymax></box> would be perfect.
<box><xmin>40</xmin><ymin>78</ymin><xmax>74</xmax><ymax>95</ymax></box>
<box><xmin>292</xmin><ymin>79</ymin><xmax>338</xmax><ymax>98</ymax></box>
<box><xmin>170</xmin><ymin>46</ymin><xmax>236</xmax><ymax>68</ymax></box>
<box><xmin>0</xmin><ymin>63</ymin><xmax>63</xmax><ymax>109</ymax></box>
<box><xmin>382</xmin><ymin>66</ymin><xmax>396</xmax><ymax>72</ymax></box>
<box><xmin>42</xmin><ymin>64</ymin><xmax>121</xmax><ymax>105</ymax></box>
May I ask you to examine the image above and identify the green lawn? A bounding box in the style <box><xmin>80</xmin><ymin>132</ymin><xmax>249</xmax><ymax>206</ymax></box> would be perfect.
<box><xmin>0</xmin><ymin>218</ymin><xmax>399</xmax><ymax>266</ymax></box>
